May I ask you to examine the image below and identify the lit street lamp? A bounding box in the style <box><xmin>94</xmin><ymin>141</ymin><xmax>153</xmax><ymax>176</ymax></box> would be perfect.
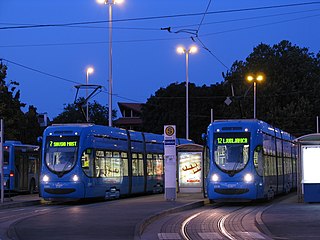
<box><xmin>177</xmin><ymin>45</ymin><xmax>198</xmax><ymax>139</ymax></box>
<box><xmin>86</xmin><ymin>67</ymin><xmax>94</xmax><ymax>122</ymax></box>
<box><xmin>96</xmin><ymin>0</ymin><xmax>124</xmax><ymax>126</ymax></box>
<box><xmin>246</xmin><ymin>73</ymin><xmax>265</xmax><ymax>119</ymax></box>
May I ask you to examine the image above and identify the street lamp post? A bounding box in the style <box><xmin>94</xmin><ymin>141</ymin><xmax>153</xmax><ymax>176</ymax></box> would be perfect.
<box><xmin>86</xmin><ymin>67</ymin><xmax>94</xmax><ymax>122</ymax></box>
<box><xmin>97</xmin><ymin>0</ymin><xmax>123</xmax><ymax>127</ymax></box>
<box><xmin>246</xmin><ymin>73</ymin><xmax>265</xmax><ymax>119</ymax></box>
<box><xmin>177</xmin><ymin>46</ymin><xmax>198</xmax><ymax>139</ymax></box>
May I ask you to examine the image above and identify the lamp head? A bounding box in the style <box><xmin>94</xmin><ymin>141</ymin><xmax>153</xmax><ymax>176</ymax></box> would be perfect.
<box><xmin>87</xmin><ymin>67</ymin><xmax>94</xmax><ymax>74</ymax></box>
<box><xmin>177</xmin><ymin>46</ymin><xmax>185</xmax><ymax>54</ymax></box>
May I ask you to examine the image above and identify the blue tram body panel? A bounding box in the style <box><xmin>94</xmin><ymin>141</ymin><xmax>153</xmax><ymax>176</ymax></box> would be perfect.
<box><xmin>40</xmin><ymin>124</ymin><xmax>192</xmax><ymax>200</ymax></box>
<box><xmin>204</xmin><ymin>119</ymin><xmax>297</xmax><ymax>202</ymax></box>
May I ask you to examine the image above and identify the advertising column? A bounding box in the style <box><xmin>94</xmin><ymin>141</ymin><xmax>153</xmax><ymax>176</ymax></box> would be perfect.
<box><xmin>164</xmin><ymin>125</ymin><xmax>176</xmax><ymax>201</ymax></box>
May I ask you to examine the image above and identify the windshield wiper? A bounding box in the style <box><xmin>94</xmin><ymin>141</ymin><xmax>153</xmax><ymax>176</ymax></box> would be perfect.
<box><xmin>229</xmin><ymin>147</ymin><xmax>242</xmax><ymax>177</ymax></box>
<box><xmin>58</xmin><ymin>152</ymin><xmax>76</xmax><ymax>177</ymax></box>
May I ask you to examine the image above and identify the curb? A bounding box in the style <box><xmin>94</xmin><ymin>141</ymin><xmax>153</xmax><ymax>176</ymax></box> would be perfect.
<box><xmin>255</xmin><ymin>204</ymin><xmax>275</xmax><ymax>239</ymax></box>
<box><xmin>0</xmin><ymin>200</ymin><xmax>42</xmax><ymax>210</ymax></box>
<box><xmin>134</xmin><ymin>200</ymin><xmax>207</xmax><ymax>240</ymax></box>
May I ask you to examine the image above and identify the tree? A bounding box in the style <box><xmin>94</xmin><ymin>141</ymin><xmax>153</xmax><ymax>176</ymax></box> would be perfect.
<box><xmin>0</xmin><ymin>63</ymin><xmax>41</xmax><ymax>144</ymax></box>
<box><xmin>223</xmin><ymin>40</ymin><xmax>320</xmax><ymax>136</ymax></box>
<box><xmin>23</xmin><ymin>105</ymin><xmax>42</xmax><ymax>144</ymax></box>
<box><xmin>53</xmin><ymin>97</ymin><xmax>116</xmax><ymax>125</ymax></box>
<box><xmin>142</xmin><ymin>40</ymin><xmax>320</xmax><ymax>142</ymax></box>
<box><xmin>141</xmin><ymin>82</ymin><xmax>227</xmax><ymax>143</ymax></box>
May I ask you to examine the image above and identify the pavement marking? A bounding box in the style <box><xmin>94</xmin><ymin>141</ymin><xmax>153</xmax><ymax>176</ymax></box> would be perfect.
<box><xmin>198</xmin><ymin>232</ymin><xmax>223</xmax><ymax>239</ymax></box>
<box><xmin>236</xmin><ymin>232</ymin><xmax>265</xmax><ymax>239</ymax></box>
<box><xmin>158</xmin><ymin>233</ymin><xmax>181</xmax><ymax>239</ymax></box>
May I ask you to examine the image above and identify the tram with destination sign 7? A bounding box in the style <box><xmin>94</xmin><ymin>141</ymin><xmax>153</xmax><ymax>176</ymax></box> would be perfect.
<box><xmin>39</xmin><ymin>124</ymin><xmax>192</xmax><ymax>200</ymax></box>
<box><xmin>202</xmin><ymin>119</ymin><xmax>297</xmax><ymax>202</ymax></box>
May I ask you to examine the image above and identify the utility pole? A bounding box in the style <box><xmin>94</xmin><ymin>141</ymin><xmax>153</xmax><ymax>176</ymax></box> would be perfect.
<box><xmin>0</xmin><ymin>119</ymin><xmax>4</xmax><ymax>203</ymax></box>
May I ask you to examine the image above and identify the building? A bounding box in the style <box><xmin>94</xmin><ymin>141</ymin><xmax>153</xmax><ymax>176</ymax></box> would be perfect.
<box><xmin>113</xmin><ymin>102</ymin><xmax>144</xmax><ymax>131</ymax></box>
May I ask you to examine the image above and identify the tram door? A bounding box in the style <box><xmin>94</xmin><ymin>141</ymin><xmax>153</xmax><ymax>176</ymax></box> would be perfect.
<box><xmin>14</xmin><ymin>147</ymin><xmax>29</xmax><ymax>191</ymax></box>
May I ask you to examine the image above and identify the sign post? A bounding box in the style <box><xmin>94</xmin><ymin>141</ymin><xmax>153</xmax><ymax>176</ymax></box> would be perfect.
<box><xmin>0</xmin><ymin>119</ymin><xmax>4</xmax><ymax>203</ymax></box>
<box><xmin>164</xmin><ymin>125</ymin><xmax>177</xmax><ymax>201</ymax></box>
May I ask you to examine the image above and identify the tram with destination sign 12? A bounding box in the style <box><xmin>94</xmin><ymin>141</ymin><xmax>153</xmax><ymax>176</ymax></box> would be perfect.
<box><xmin>202</xmin><ymin>119</ymin><xmax>297</xmax><ymax>202</ymax></box>
<box><xmin>3</xmin><ymin>141</ymin><xmax>40</xmax><ymax>194</ymax></box>
<box><xmin>39</xmin><ymin>124</ymin><xmax>192</xmax><ymax>200</ymax></box>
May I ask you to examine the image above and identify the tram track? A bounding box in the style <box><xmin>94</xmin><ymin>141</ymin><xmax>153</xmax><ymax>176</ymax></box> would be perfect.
<box><xmin>150</xmin><ymin>204</ymin><xmax>271</xmax><ymax>240</ymax></box>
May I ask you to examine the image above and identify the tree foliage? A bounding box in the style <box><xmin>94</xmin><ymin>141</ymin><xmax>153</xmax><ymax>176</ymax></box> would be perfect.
<box><xmin>0</xmin><ymin>63</ymin><xmax>41</xmax><ymax>144</ymax></box>
<box><xmin>142</xmin><ymin>40</ymin><xmax>320</xmax><ymax>142</ymax></box>
<box><xmin>52</xmin><ymin>97</ymin><xmax>116</xmax><ymax>125</ymax></box>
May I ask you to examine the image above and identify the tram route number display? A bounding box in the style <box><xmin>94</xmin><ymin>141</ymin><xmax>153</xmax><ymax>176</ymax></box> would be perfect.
<box><xmin>49</xmin><ymin>141</ymin><xmax>77</xmax><ymax>147</ymax></box>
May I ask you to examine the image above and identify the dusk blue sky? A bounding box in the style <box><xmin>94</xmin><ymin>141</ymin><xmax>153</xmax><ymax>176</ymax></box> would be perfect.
<box><xmin>1</xmin><ymin>1</ymin><xmax>319</xmax><ymax>120</ymax></box>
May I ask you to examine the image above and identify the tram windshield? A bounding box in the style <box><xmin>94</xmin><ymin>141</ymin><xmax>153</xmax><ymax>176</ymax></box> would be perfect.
<box><xmin>214</xmin><ymin>132</ymin><xmax>250</xmax><ymax>173</ymax></box>
<box><xmin>45</xmin><ymin>136</ymin><xmax>79</xmax><ymax>174</ymax></box>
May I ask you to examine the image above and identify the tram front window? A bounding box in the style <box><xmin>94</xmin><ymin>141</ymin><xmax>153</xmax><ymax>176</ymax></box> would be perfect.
<box><xmin>45</xmin><ymin>136</ymin><xmax>79</xmax><ymax>173</ymax></box>
<box><xmin>214</xmin><ymin>132</ymin><xmax>250</xmax><ymax>172</ymax></box>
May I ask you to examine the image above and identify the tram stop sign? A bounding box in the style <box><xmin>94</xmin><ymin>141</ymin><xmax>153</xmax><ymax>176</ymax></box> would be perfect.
<box><xmin>164</xmin><ymin>125</ymin><xmax>177</xmax><ymax>201</ymax></box>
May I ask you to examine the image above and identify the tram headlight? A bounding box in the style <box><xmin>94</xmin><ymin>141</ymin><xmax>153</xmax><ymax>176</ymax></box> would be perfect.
<box><xmin>211</xmin><ymin>174</ymin><xmax>219</xmax><ymax>182</ymax></box>
<box><xmin>42</xmin><ymin>175</ymin><xmax>49</xmax><ymax>182</ymax></box>
<box><xmin>244</xmin><ymin>173</ymin><xmax>254</xmax><ymax>183</ymax></box>
<box><xmin>72</xmin><ymin>175</ymin><xmax>79</xmax><ymax>182</ymax></box>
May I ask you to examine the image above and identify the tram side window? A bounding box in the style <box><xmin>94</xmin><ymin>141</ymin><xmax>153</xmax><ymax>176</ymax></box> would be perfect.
<box><xmin>147</xmin><ymin>154</ymin><xmax>164</xmax><ymax>176</ymax></box>
<box><xmin>121</xmin><ymin>152</ymin><xmax>129</xmax><ymax>177</ymax></box>
<box><xmin>253</xmin><ymin>146</ymin><xmax>263</xmax><ymax>176</ymax></box>
<box><xmin>81</xmin><ymin>149</ymin><xmax>94</xmax><ymax>177</ymax></box>
<box><xmin>147</xmin><ymin>154</ymin><xmax>153</xmax><ymax>176</ymax></box>
<box><xmin>95</xmin><ymin>150</ymin><xmax>106</xmax><ymax>177</ymax></box>
<box><xmin>156</xmin><ymin>154</ymin><xmax>164</xmax><ymax>175</ymax></box>
<box><xmin>4</xmin><ymin>149</ymin><xmax>9</xmax><ymax>165</ymax></box>
<box><xmin>132</xmin><ymin>153</ymin><xmax>144</xmax><ymax>176</ymax></box>
<box><xmin>95</xmin><ymin>151</ymin><xmax>122</xmax><ymax>178</ymax></box>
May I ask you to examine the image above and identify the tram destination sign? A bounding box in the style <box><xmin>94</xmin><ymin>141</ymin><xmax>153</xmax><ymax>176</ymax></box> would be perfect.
<box><xmin>215</xmin><ymin>132</ymin><xmax>250</xmax><ymax>145</ymax></box>
<box><xmin>49</xmin><ymin>141</ymin><xmax>77</xmax><ymax>147</ymax></box>
<box><xmin>217</xmin><ymin>137</ymin><xmax>248</xmax><ymax>144</ymax></box>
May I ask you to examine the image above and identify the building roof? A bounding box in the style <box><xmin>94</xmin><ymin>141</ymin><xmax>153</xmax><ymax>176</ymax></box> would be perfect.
<box><xmin>118</xmin><ymin>102</ymin><xmax>144</xmax><ymax>113</ymax></box>
<box><xmin>113</xmin><ymin>117</ymin><xmax>143</xmax><ymax>125</ymax></box>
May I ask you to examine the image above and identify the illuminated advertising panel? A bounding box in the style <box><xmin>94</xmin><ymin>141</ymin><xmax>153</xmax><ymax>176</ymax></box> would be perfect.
<box><xmin>178</xmin><ymin>152</ymin><xmax>202</xmax><ymax>188</ymax></box>
<box><xmin>302</xmin><ymin>145</ymin><xmax>320</xmax><ymax>184</ymax></box>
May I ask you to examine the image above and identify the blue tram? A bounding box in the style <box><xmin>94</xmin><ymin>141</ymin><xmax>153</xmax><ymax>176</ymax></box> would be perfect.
<box><xmin>3</xmin><ymin>141</ymin><xmax>40</xmax><ymax>193</ymax></box>
<box><xmin>203</xmin><ymin>119</ymin><xmax>297</xmax><ymax>202</ymax></box>
<box><xmin>39</xmin><ymin>124</ymin><xmax>191</xmax><ymax>200</ymax></box>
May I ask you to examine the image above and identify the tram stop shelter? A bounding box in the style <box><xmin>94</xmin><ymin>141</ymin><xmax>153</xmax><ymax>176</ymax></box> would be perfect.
<box><xmin>176</xmin><ymin>144</ymin><xmax>203</xmax><ymax>193</ymax></box>
<box><xmin>295</xmin><ymin>133</ymin><xmax>320</xmax><ymax>202</ymax></box>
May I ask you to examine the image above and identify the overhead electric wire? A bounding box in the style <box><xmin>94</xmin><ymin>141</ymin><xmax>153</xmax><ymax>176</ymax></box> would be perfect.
<box><xmin>169</xmin><ymin>8</ymin><xmax>320</xmax><ymax>30</ymax></box>
<box><xmin>196</xmin><ymin>0</ymin><xmax>212</xmax><ymax>34</ymax></box>
<box><xmin>1</xmin><ymin>10</ymin><xmax>318</xmax><ymax>49</ymax></box>
<box><xmin>0</xmin><ymin>2</ymin><xmax>319</xmax><ymax>30</ymax></box>
<box><xmin>0</xmin><ymin>58</ymin><xmax>142</xmax><ymax>103</ymax></box>
<box><xmin>201</xmin><ymin>12</ymin><xmax>320</xmax><ymax>37</ymax></box>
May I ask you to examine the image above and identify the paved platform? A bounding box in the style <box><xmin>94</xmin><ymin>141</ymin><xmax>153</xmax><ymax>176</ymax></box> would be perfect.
<box><xmin>1</xmin><ymin>192</ymin><xmax>320</xmax><ymax>240</ymax></box>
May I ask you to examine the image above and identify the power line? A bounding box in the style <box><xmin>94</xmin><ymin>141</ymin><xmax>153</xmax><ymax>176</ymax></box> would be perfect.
<box><xmin>0</xmin><ymin>36</ymin><xmax>189</xmax><ymax>48</ymax></box>
<box><xmin>201</xmin><ymin>12</ymin><xmax>320</xmax><ymax>37</ymax></box>
<box><xmin>1</xmin><ymin>2</ymin><xmax>319</xmax><ymax>30</ymax></box>
<box><xmin>169</xmin><ymin>8</ymin><xmax>320</xmax><ymax>30</ymax></box>
<box><xmin>0</xmin><ymin>58</ymin><xmax>143</xmax><ymax>103</ymax></box>
<box><xmin>197</xmin><ymin>0</ymin><xmax>212</xmax><ymax>35</ymax></box>
<box><xmin>1</xmin><ymin>58</ymin><xmax>80</xmax><ymax>85</ymax></box>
